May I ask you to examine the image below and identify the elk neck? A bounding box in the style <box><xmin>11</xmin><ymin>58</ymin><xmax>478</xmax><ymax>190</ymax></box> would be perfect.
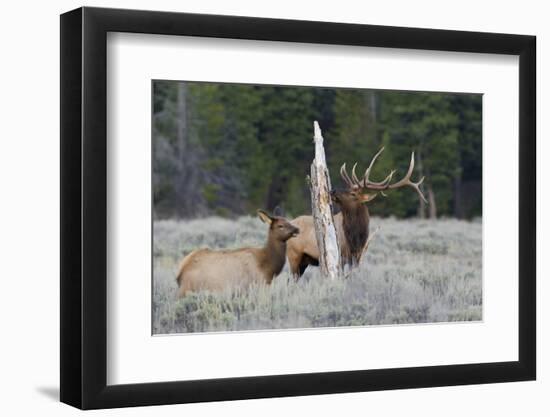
<box><xmin>341</xmin><ymin>203</ymin><xmax>370</xmax><ymax>263</ymax></box>
<box><xmin>258</xmin><ymin>230</ymin><xmax>288</xmax><ymax>279</ymax></box>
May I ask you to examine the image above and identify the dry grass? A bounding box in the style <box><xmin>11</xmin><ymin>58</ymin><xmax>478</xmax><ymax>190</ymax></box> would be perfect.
<box><xmin>153</xmin><ymin>216</ymin><xmax>482</xmax><ymax>334</ymax></box>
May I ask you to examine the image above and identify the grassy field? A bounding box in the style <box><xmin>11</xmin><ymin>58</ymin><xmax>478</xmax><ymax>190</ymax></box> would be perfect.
<box><xmin>153</xmin><ymin>216</ymin><xmax>482</xmax><ymax>334</ymax></box>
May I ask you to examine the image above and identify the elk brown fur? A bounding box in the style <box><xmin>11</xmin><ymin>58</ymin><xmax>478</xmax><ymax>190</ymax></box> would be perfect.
<box><xmin>287</xmin><ymin>148</ymin><xmax>427</xmax><ymax>278</ymax></box>
<box><xmin>176</xmin><ymin>210</ymin><xmax>299</xmax><ymax>296</ymax></box>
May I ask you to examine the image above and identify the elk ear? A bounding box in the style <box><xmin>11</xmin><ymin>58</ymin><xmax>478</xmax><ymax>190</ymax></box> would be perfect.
<box><xmin>360</xmin><ymin>193</ymin><xmax>378</xmax><ymax>203</ymax></box>
<box><xmin>257</xmin><ymin>209</ymin><xmax>273</xmax><ymax>224</ymax></box>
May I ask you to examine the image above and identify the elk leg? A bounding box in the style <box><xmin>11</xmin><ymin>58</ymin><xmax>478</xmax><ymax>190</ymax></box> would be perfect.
<box><xmin>287</xmin><ymin>249</ymin><xmax>303</xmax><ymax>278</ymax></box>
<box><xmin>298</xmin><ymin>263</ymin><xmax>308</xmax><ymax>277</ymax></box>
<box><xmin>177</xmin><ymin>284</ymin><xmax>188</xmax><ymax>298</ymax></box>
<box><xmin>298</xmin><ymin>254</ymin><xmax>319</xmax><ymax>277</ymax></box>
<box><xmin>303</xmin><ymin>254</ymin><xmax>319</xmax><ymax>267</ymax></box>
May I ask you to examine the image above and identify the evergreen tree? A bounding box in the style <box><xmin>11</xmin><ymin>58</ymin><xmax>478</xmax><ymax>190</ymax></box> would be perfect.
<box><xmin>152</xmin><ymin>81</ymin><xmax>481</xmax><ymax>220</ymax></box>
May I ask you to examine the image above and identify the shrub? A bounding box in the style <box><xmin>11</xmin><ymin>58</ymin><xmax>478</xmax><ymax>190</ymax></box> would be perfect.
<box><xmin>152</xmin><ymin>216</ymin><xmax>482</xmax><ymax>334</ymax></box>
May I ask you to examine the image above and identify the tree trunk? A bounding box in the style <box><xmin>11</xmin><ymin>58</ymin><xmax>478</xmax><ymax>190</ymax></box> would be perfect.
<box><xmin>428</xmin><ymin>184</ymin><xmax>437</xmax><ymax>219</ymax></box>
<box><xmin>175</xmin><ymin>83</ymin><xmax>188</xmax><ymax>217</ymax></box>
<box><xmin>265</xmin><ymin>176</ymin><xmax>285</xmax><ymax>213</ymax></box>
<box><xmin>454</xmin><ymin>175</ymin><xmax>463</xmax><ymax>218</ymax></box>
<box><xmin>417</xmin><ymin>150</ymin><xmax>426</xmax><ymax>218</ymax></box>
<box><xmin>175</xmin><ymin>82</ymin><xmax>205</xmax><ymax>218</ymax></box>
<box><xmin>369</xmin><ymin>91</ymin><xmax>378</xmax><ymax>122</ymax></box>
<box><xmin>309</xmin><ymin>121</ymin><xmax>341</xmax><ymax>280</ymax></box>
<box><xmin>177</xmin><ymin>83</ymin><xmax>187</xmax><ymax>166</ymax></box>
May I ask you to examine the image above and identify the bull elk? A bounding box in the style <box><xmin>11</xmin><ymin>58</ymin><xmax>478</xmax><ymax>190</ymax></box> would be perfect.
<box><xmin>287</xmin><ymin>148</ymin><xmax>427</xmax><ymax>277</ymax></box>
<box><xmin>176</xmin><ymin>210</ymin><xmax>300</xmax><ymax>297</ymax></box>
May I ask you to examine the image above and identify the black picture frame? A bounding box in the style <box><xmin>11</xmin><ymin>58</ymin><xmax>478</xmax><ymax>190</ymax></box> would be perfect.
<box><xmin>60</xmin><ymin>6</ymin><xmax>536</xmax><ymax>410</ymax></box>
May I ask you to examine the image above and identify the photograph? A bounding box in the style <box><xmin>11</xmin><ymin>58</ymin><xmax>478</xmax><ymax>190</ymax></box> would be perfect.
<box><xmin>52</xmin><ymin>1</ymin><xmax>538</xmax><ymax>412</ymax></box>
<box><xmin>152</xmin><ymin>80</ymin><xmax>483</xmax><ymax>334</ymax></box>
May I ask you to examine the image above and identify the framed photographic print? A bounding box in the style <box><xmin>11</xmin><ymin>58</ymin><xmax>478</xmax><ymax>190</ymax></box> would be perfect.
<box><xmin>60</xmin><ymin>6</ymin><xmax>536</xmax><ymax>410</ymax></box>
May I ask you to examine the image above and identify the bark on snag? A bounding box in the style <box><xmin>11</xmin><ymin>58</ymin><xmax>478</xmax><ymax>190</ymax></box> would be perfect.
<box><xmin>309</xmin><ymin>121</ymin><xmax>341</xmax><ymax>280</ymax></box>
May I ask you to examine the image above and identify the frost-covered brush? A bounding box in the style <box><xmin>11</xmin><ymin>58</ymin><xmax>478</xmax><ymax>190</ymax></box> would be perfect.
<box><xmin>287</xmin><ymin>147</ymin><xmax>427</xmax><ymax>278</ymax></box>
<box><xmin>176</xmin><ymin>210</ymin><xmax>299</xmax><ymax>297</ymax></box>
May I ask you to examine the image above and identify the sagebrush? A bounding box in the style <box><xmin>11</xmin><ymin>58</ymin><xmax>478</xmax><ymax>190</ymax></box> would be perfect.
<box><xmin>153</xmin><ymin>216</ymin><xmax>482</xmax><ymax>334</ymax></box>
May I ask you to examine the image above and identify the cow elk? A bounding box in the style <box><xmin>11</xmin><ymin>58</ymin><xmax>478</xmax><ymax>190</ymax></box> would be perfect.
<box><xmin>176</xmin><ymin>210</ymin><xmax>300</xmax><ymax>297</ymax></box>
<box><xmin>287</xmin><ymin>148</ymin><xmax>427</xmax><ymax>277</ymax></box>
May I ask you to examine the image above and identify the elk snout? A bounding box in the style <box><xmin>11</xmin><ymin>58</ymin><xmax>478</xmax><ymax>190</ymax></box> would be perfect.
<box><xmin>291</xmin><ymin>226</ymin><xmax>300</xmax><ymax>238</ymax></box>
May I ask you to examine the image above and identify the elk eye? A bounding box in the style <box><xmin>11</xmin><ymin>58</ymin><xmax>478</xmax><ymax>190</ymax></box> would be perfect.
<box><xmin>278</xmin><ymin>225</ymin><xmax>283</xmax><ymax>228</ymax></box>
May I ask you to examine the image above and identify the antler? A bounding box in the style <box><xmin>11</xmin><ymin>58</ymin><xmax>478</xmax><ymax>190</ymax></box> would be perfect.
<box><xmin>340</xmin><ymin>148</ymin><xmax>395</xmax><ymax>190</ymax></box>
<box><xmin>339</xmin><ymin>147</ymin><xmax>428</xmax><ymax>203</ymax></box>
<box><xmin>339</xmin><ymin>163</ymin><xmax>356</xmax><ymax>189</ymax></box>
<box><xmin>386</xmin><ymin>152</ymin><xmax>427</xmax><ymax>203</ymax></box>
<box><xmin>359</xmin><ymin>147</ymin><xmax>396</xmax><ymax>188</ymax></box>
